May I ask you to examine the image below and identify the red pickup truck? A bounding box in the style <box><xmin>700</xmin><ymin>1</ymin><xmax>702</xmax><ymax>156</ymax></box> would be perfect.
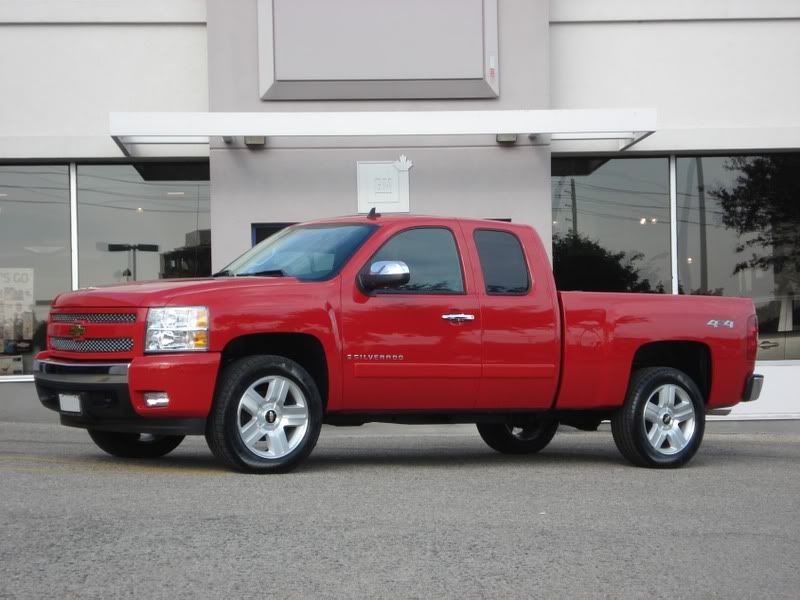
<box><xmin>33</xmin><ymin>215</ymin><xmax>762</xmax><ymax>472</ymax></box>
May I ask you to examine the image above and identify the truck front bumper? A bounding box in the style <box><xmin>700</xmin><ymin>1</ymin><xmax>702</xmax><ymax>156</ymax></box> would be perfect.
<box><xmin>33</xmin><ymin>352</ymin><xmax>221</xmax><ymax>435</ymax></box>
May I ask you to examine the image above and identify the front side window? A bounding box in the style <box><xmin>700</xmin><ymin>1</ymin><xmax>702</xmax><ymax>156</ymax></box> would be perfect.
<box><xmin>474</xmin><ymin>229</ymin><xmax>530</xmax><ymax>295</ymax></box>
<box><xmin>222</xmin><ymin>224</ymin><xmax>377</xmax><ymax>281</ymax></box>
<box><xmin>366</xmin><ymin>227</ymin><xmax>464</xmax><ymax>294</ymax></box>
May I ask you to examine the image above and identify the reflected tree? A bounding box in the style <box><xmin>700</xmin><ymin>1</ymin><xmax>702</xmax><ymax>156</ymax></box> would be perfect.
<box><xmin>712</xmin><ymin>155</ymin><xmax>800</xmax><ymax>279</ymax></box>
<box><xmin>553</xmin><ymin>231</ymin><xmax>657</xmax><ymax>293</ymax></box>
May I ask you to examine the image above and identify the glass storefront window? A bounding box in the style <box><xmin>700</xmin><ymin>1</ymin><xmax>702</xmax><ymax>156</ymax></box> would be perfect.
<box><xmin>0</xmin><ymin>166</ymin><xmax>70</xmax><ymax>375</ymax></box>
<box><xmin>552</xmin><ymin>158</ymin><xmax>670</xmax><ymax>293</ymax></box>
<box><xmin>677</xmin><ymin>154</ymin><xmax>800</xmax><ymax>360</ymax></box>
<box><xmin>77</xmin><ymin>164</ymin><xmax>210</xmax><ymax>287</ymax></box>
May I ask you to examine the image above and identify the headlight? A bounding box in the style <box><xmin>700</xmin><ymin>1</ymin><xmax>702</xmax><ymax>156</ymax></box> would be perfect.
<box><xmin>145</xmin><ymin>306</ymin><xmax>209</xmax><ymax>353</ymax></box>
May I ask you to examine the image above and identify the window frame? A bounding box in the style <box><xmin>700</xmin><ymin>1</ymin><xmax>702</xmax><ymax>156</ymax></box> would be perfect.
<box><xmin>358</xmin><ymin>226</ymin><xmax>467</xmax><ymax>296</ymax></box>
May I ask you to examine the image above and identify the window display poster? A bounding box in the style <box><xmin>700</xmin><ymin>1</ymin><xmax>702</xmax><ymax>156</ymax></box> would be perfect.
<box><xmin>0</xmin><ymin>268</ymin><xmax>35</xmax><ymax>354</ymax></box>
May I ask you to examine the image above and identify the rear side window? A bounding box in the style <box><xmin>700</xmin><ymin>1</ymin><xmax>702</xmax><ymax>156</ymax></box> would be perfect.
<box><xmin>367</xmin><ymin>227</ymin><xmax>464</xmax><ymax>294</ymax></box>
<box><xmin>474</xmin><ymin>229</ymin><xmax>530</xmax><ymax>295</ymax></box>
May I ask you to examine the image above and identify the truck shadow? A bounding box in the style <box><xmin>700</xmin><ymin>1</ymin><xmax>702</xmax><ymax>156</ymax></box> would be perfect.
<box><xmin>302</xmin><ymin>447</ymin><xmax>627</xmax><ymax>471</ymax></box>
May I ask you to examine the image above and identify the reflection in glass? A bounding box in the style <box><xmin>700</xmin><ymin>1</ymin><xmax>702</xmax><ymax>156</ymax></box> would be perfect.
<box><xmin>677</xmin><ymin>154</ymin><xmax>800</xmax><ymax>360</ymax></box>
<box><xmin>370</xmin><ymin>228</ymin><xmax>465</xmax><ymax>294</ymax></box>
<box><xmin>551</xmin><ymin>158</ymin><xmax>670</xmax><ymax>293</ymax></box>
<box><xmin>0</xmin><ymin>166</ymin><xmax>70</xmax><ymax>375</ymax></box>
<box><xmin>77</xmin><ymin>164</ymin><xmax>210</xmax><ymax>287</ymax></box>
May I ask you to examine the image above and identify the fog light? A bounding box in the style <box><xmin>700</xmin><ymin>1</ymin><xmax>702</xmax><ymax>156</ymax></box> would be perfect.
<box><xmin>144</xmin><ymin>392</ymin><xmax>170</xmax><ymax>408</ymax></box>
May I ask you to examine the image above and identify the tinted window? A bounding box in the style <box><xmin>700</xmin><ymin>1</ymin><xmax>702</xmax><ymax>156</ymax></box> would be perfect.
<box><xmin>474</xmin><ymin>229</ymin><xmax>530</xmax><ymax>295</ymax></box>
<box><xmin>77</xmin><ymin>164</ymin><xmax>210</xmax><ymax>285</ymax></box>
<box><xmin>0</xmin><ymin>165</ymin><xmax>70</xmax><ymax>376</ymax></box>
<box><xmin>552</xmin><ymin>157</ymin><xmax>670</xmax><ymax>293</ymax></box>
<box><xmin>676</xmin><ymin>154</ymin><xmax>800</xmax><ymax>358</ymax></box>
<box><xmin>368</xmin><ymin>228</ymin><xmax>464</xmax><ymax>294</ymax></box>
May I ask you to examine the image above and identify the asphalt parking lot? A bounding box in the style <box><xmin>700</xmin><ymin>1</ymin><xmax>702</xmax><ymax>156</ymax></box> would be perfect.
<box><xmin>1</xmin><ymin>415</ymin><xmax>799</xmax><ymax>600</ymax></box>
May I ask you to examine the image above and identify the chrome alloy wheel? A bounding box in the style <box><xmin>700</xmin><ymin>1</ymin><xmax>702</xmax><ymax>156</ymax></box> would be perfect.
<box><xmin>642</xmin><ymin>383</ymin><xmax>696</xmax><ymax>456</ymax></box>
<box><xmin>236</xmin><ymin>375</ymin><xmax>309</xmax><ymax>459</ymax></box>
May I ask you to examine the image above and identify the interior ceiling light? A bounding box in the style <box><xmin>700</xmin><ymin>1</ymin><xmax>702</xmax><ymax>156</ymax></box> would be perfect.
<box><xmin>0</xmin><ymin>193</ymin><xmax>8</xmax><ymax>197</ymax></box>
<box><xmin>639</xmin><ymin>217</ymin><xmax>647</xmax><ymax>225</ymax></box>
<box><xmin>166</xmin><ymin>191</ymin><xmax>185</xmax><ymax>196</ymax></box>
<box><xmin>650</xmin><ymin>218</ymin><xmax>658</xmax><ymax>224</ymax></box>
<box><xmin>137</xmin><ymin>207</ymin><xmax>144</xmax><ymax>213</ymax></box>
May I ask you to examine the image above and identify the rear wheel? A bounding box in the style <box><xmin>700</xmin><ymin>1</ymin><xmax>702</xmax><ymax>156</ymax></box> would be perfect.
<box><xmin>477</xmin><ymin>418</ymin><xmax>558</xmax><ymax>455</ymax></box>
<box><xmin>612</xmin><ymin>367</ymin><xmax>705</xmax><ymax>468</ymax></box>
<box><xmin>88</xmin><ymin>430</ymin><xmax>184</xmax><ymax>459</ymax></box>
<box><xmin>206</xmin><ymin>355</ymin><xmax>322</xmax><ymax>473</ymax></box>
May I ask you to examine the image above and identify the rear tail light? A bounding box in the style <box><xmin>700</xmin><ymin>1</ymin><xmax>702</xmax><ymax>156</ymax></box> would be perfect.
<box><xmin>746</xmin><ymin>313</ymin><xmax>758</xmax><ymax>361</ymax></box>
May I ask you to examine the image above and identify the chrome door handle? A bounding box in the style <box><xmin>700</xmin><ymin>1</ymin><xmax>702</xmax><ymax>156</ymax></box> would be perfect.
<box><xmin>442</xmin><ymin>313</ymin><xmax>475</xmax><ymax>323</ymax></box>
<box><xmin>759</xmin><ymin>341</ymin><xmax>780</xmax><ymax>349</ymax></box>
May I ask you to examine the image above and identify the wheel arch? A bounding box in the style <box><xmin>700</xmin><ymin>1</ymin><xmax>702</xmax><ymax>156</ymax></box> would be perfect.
<box><xmin>630</xmin><ymin>341</ymin><xmax>711</xmax><ymax>403</ymax></box>
<box><xmin>220</xmin><ymin>333</ymin><xmax>329</xmax><ymax>410</ymax></box>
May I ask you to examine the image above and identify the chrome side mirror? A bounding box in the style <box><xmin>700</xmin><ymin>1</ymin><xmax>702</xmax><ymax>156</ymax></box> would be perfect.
<box><xmin>361</xmin><ymin>260</ymin><xmax>410</xmax><ymax>291</ymax></box>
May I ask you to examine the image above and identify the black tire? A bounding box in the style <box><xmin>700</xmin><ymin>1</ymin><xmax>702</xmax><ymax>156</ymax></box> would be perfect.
<box><xmin>611</xmin><ymin>367</ymin><xmax>706</xmax><ymax>468</ymax></box>
<box><xmin>87</xmin><ymin>430</ymin><xmax>184</xmax><ymax>459</ymax></box>
<box><xmin>477</xmin><ymin>418</ymin><xmax>559</xmax><ymax>455</ymax></box>
<box><xmin>205</xmin><ymin>355</ymin><xmax>322</xmax><ymax>473</ymax></box>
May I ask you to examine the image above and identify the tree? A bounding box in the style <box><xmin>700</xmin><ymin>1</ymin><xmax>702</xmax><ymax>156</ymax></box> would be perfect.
<box><xmin>553</xmin><ymin>231</ymin><xmax>656</xmax><ymax>293</ymax></box>
<box><xmin>712</xmin><ymin>154</ymin><xmax>800</xmax><ymax>278</ymax></box>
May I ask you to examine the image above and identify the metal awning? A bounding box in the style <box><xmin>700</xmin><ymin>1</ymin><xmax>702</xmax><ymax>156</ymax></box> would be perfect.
<box><xmin>109</xmin><ymin>109</ymin><xmax>656</xmax><ymax>157</ymax></box>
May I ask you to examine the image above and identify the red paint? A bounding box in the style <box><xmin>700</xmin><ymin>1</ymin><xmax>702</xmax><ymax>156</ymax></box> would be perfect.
<box><xmin>38</xmin><ymin>215</ymin><xmax>757</xmax><ymax>423</ymax></box>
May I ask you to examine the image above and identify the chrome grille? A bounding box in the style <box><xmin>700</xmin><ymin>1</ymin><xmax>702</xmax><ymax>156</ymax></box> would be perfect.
<box><xmin>51</xmin><ymin>313</ymin><xmax>136</xmax><ymax>323</ymax></box>
<box><xmin>50</xmin><ymin>337</ymin><xmax>134</xmax><ymax>353</ymax></box>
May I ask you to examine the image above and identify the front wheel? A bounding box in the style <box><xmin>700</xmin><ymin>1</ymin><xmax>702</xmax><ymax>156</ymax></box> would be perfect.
<box><xmin>206</xmin><ymin>355</ymin><xmax>322</xmax><ymax>473</ymax></box>
<box><xmin>477</xmin><ymin>419</ymin><xmax>558</xmax><ymax>455</ymax></box>
<box><xmin>88</xmin><ymin>430</ymin><xmax>184</xmax><ymax>459</ymax></box>
<box><xmin>611</xmin><ymin>367</ymin><xmax>705</xmax><ymax>468</ymax></box>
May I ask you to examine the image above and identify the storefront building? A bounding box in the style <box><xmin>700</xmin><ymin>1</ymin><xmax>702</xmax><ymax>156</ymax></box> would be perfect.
<box><xmin>1</xmin><ymin>0</ymin><xmax>798</xmax><ymax>419</ymax></box>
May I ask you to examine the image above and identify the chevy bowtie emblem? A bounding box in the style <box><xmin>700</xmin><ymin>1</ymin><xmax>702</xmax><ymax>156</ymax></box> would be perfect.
<box><xmin>69</xmin><ymin>323</ymin><xmax>86</xmax><ymax>339</ymax></box>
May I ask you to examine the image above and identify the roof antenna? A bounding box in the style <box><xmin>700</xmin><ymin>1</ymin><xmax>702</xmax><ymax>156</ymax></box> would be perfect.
<box><xmin>367</xmin><ymin>207</ymin><xmax>380</xmax><ymax>219</ymax></box>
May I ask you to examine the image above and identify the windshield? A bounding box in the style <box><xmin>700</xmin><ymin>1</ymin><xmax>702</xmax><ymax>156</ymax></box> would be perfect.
<box><xmin>219</xmin><ymin>224</ymin><xmax>377</xmax><ymax>281</ymax></box>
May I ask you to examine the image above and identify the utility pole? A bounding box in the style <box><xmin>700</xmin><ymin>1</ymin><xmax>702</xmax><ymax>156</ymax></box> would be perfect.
<box><xmin>570</xmin><ymin>177</ymin><xmax>578</xmax><ymax>235</ymax></box>
<box><xmin>695</xmin><ymin>158</ymin><xmax>708</xmax><ymax>293</ymax></box>
<box><xmin>107</xmin><ymin>243</ymin><xmax>159</xmax><ymax>281</ymax></box>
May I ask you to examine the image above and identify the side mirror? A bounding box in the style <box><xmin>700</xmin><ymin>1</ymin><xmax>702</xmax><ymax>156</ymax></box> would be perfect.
<box><xmin>361</xmin><ymin>260</ymin><xmax>410</xmax><ymax>291</ymax></box>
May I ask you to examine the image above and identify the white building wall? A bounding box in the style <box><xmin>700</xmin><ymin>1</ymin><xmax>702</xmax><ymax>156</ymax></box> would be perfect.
<box><xmin>0</xmin><ymin>0</ymin><xmax>208</xmax><ymax>159</ymax></box>
<box><xmin>550</xmin><ymin>0</ymin><xmax>800</xmax><ymax>152</ymax></box>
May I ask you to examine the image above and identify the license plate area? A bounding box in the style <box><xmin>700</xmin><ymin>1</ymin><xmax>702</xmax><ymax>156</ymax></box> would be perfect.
<box><xmin>58</xmin><ymin>393</ymin><xmax>82</xmax><ymax>414</ymax></box>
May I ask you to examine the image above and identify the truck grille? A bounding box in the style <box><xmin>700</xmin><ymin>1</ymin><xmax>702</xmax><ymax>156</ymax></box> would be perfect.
<box><xmin>50</xmin><ymin>337</ymin><xmax>134</xmax><ymax>353</ymax></box>
<box><xmin>51</xmin><ymin>312</ymin><xmax>136</xmax><ymax>323</ymax></box>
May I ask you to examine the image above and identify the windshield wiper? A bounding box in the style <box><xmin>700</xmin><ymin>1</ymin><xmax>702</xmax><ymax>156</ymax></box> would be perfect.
<box><xmin>236</xmin><ymin>269</ymin><xmax>287</xmax><ymax>277</ymax></box>
<box><xmin>212</xmin><ymin>269</ymin><xmax>232</xmax><ymax>277</ymax></box>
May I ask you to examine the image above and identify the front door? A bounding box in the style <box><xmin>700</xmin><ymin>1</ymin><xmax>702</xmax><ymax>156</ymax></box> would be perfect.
<box><xmin>340</xmin><ymin>225</ymin><xmax>481</xmax><ymax>411</ymax></box>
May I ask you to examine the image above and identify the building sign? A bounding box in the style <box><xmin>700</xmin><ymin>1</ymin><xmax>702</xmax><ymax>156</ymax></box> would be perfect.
<box><xmin>356</xmin><ymin>155</ymin><xmax>413</xmax><ymax>214</ymax></box>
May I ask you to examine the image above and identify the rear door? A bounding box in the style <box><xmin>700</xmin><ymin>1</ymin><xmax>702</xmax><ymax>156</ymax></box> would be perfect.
<box><xmin>340</xmin><ymin>225</ymin><xmax>482</xmax><ymax>411</ymax></box>
<box><xmin>463</xmin><ymin>224</ymin><xmax>561</xmax><ymax>409</ymax></box>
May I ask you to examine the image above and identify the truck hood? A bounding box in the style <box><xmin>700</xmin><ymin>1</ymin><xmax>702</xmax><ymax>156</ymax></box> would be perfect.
<box><xmin>53</xmin><ymin>277</ymin><xmax>306</xmax><ymax>308</ymax></box>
